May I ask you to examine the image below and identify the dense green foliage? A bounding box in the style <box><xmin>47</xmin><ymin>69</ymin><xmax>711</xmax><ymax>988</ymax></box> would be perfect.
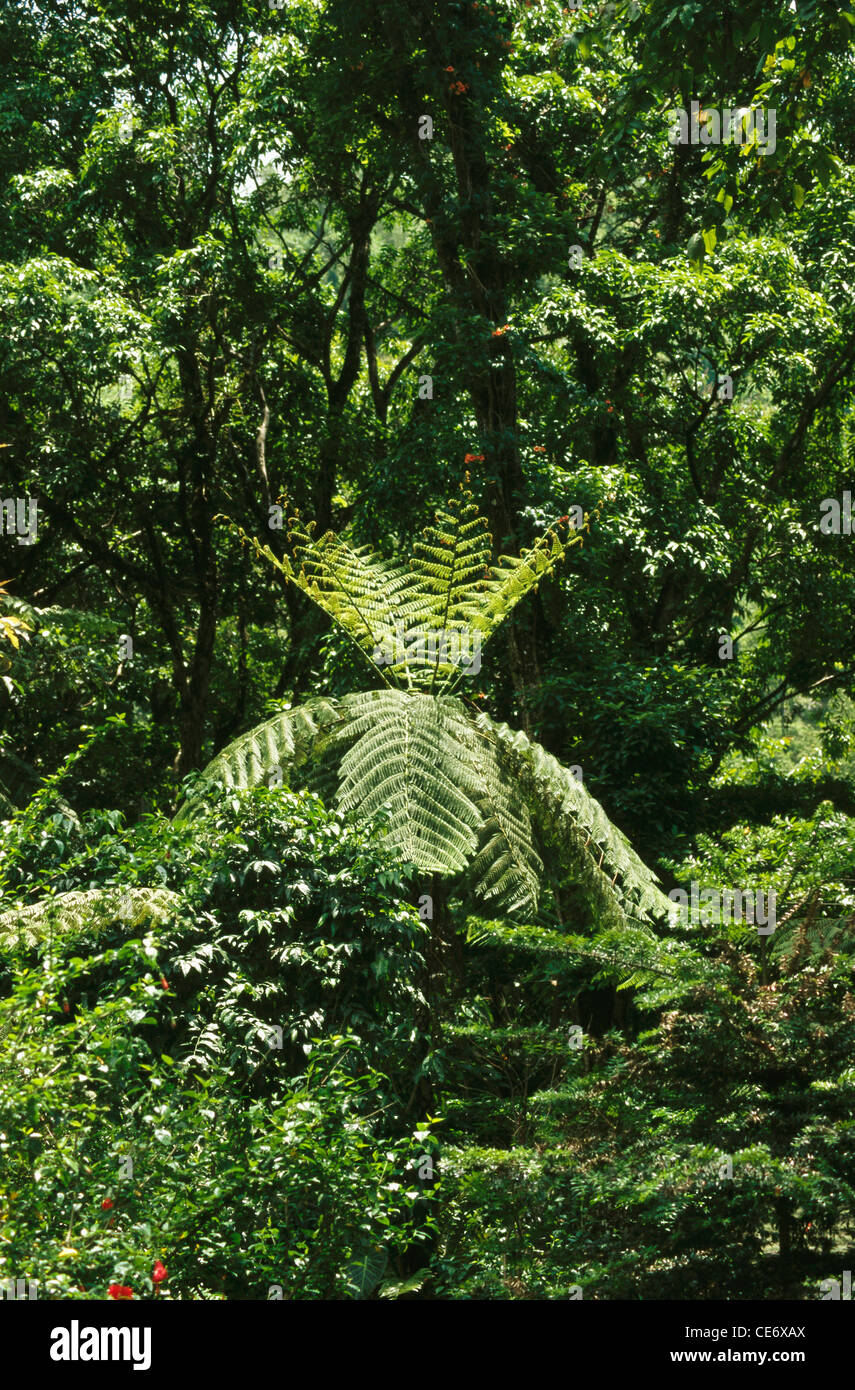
<box><xmin>2</xmin><ymin>0</ymin><xmax>855</xmax><ymax>1300</ymax></box>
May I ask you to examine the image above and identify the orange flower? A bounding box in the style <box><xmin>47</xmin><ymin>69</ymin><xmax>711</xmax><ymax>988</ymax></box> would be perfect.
<box><xmin>445</xmin><ymin>65</ymin><xmax>455</xmax><ymax>72</ymax></box>
<box><xmin>533</xmin><ymin>445</ymin><xmax>545</xmax><ymax>453</ymax></box>
<box><xmin>464</xmin><ymin>453</ymin><xmax>485</xmax><ymax>463</ymax></box>
<box><xmin>450</xmin><ymin>80</ymin><xmax>468</xmax><ymax>94</ymax></box>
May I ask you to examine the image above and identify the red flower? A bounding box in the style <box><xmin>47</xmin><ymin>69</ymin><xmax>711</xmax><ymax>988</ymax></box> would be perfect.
<box><xmin>101</xmin><ymin>1198</ymin><xmax>114</xmax><ymax>1211</ymax></box>
<box><xmin>445</xmin><ymin>65</ymin><xmax>455</xmax><ymax>73</ymax></box>
<box><xmin>464</xmin><ymin>453</ymin><xmax>485</xmax><ymax>463</ymax></box>
<box><xmin>450</xmin><ymin>80</ymin><xmax>468</xmax><ymax>94</ymax></box>
<box><xmin>108</xmin><ymin>1284</ymin><xmax>134</xmax><ymax>1300</ymax></box>
<box><xmin>152</xmin><ymin>1260</ymin><xmax>167</xmax><ymax>1284</ymax></box>
<box><xmin>533</xmin><ymin>445</ymin><xmax>546</xmax><ymax>453</ymax></box>
<box><xmin>160</xmin><ymin>977</ymin><xmax>169</xmax><ymax>990</ymax></box>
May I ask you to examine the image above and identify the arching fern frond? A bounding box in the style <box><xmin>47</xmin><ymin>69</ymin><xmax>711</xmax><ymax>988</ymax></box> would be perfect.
<box><xmin>182</xmin><ymin>691</ymin><xmax>668</xmax><ymax>927</ymax></box>
<box><xmin>0</xmin><ymin>887</ymin><xmax>182</xmax><ymax>951</ymax></box>
<box><xmin>322</xmin><ymin>690</ymin><xmax>483</xmax><ymax>873</ymax></box>
<box><xmin>454</xmin><ymin>713</ymin><xmax>542</xmax><ymax>914</ymax></box>
<box><xmin>175</xmin><ymin>698</ymin><xmax>345</xmax><ymax>818</ymax></box>
<box><xmin>475</xmin><ymin>712</ymin><xmax>672</xmax><ymax>928</ymax></box>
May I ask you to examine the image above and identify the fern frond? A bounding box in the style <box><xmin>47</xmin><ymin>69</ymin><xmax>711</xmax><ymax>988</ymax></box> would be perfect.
<box><xmin>410</xmin><ymin>495</ymin><xmax>492</xmax><ymax>619</ymax></box>
<box><xmin>455</xmin><ymin>716</ymin><xmax>542</xmax><ymax>913</ymax></box>
<box><xmin>0</xmin><ymin>887</ymin><xmax>181</xmax><ymax>951</ymax></box>
<box><xmin>221</xmin><ymin>490</ymin><xmax>587</xmax><ymax>696</ymax></box>
<box><xmin>175</xmin><ymin>698</ymin><xmax>345</xmax><ymax>818</ymax></box>
<box><xmin>225</xmin><ymin>521</ymin><xmax>417</xmax><ymax>686</ymax></box>
<box><xmin>475</xmin><ymin>711</ymin><xmax>672</xmax><ymax>928</ymax></box>
<box><xmin>184</xmin><ymin>690</ymin><xmax>667</xmax><ymax>926</ymax></box>
<box><xmin>323</xmin><ymin>691</ymin><xmax>483</xmax><ymax>872</ymax></box>
<box><xmin>467</xmin><ymin>519</ymin><xmax>586</xmax><ymax>647</ymax></box>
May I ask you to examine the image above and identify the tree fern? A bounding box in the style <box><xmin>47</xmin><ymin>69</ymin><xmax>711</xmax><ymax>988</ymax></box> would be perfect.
<box><xmin>182</xmin><ymin>690</ymin><xmax>669</xmax><ymax>925</ymax></box>
<box><xmin>7</xmin><ymin>493</ymin><xmax>666</xmax><ymax>944</ymax></box>
<box><xmin>180</xmin><ymin>493</ymin><xmax>669</xmax><ymax>924</ymax></box>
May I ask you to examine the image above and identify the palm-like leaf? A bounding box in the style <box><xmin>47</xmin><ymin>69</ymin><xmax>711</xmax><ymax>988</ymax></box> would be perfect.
<box><xmin>0</xmin><ymin>887</ymin><xmax>182</xmax><ymax>951</ymax></box>
<box><xmin>326</xmin><ymin>691</ymin><xmax>482</xmax><ymax>872</ymax></box>
<box><xmin>176</xmin><ymin>698</ymin><xmax>344</xmax><ymax>815</ymax></box>
<box><xmin>183</xmin><ymin>691</ymin><xmax>669</xmax><ymax>926</ymax></box>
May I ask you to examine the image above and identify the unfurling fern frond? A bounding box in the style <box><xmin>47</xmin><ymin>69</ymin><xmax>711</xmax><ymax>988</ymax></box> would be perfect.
<box><xmin>0</xmin><ymin>887</ymin><xmax>182</xmax><ymax>951</ymax></box>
